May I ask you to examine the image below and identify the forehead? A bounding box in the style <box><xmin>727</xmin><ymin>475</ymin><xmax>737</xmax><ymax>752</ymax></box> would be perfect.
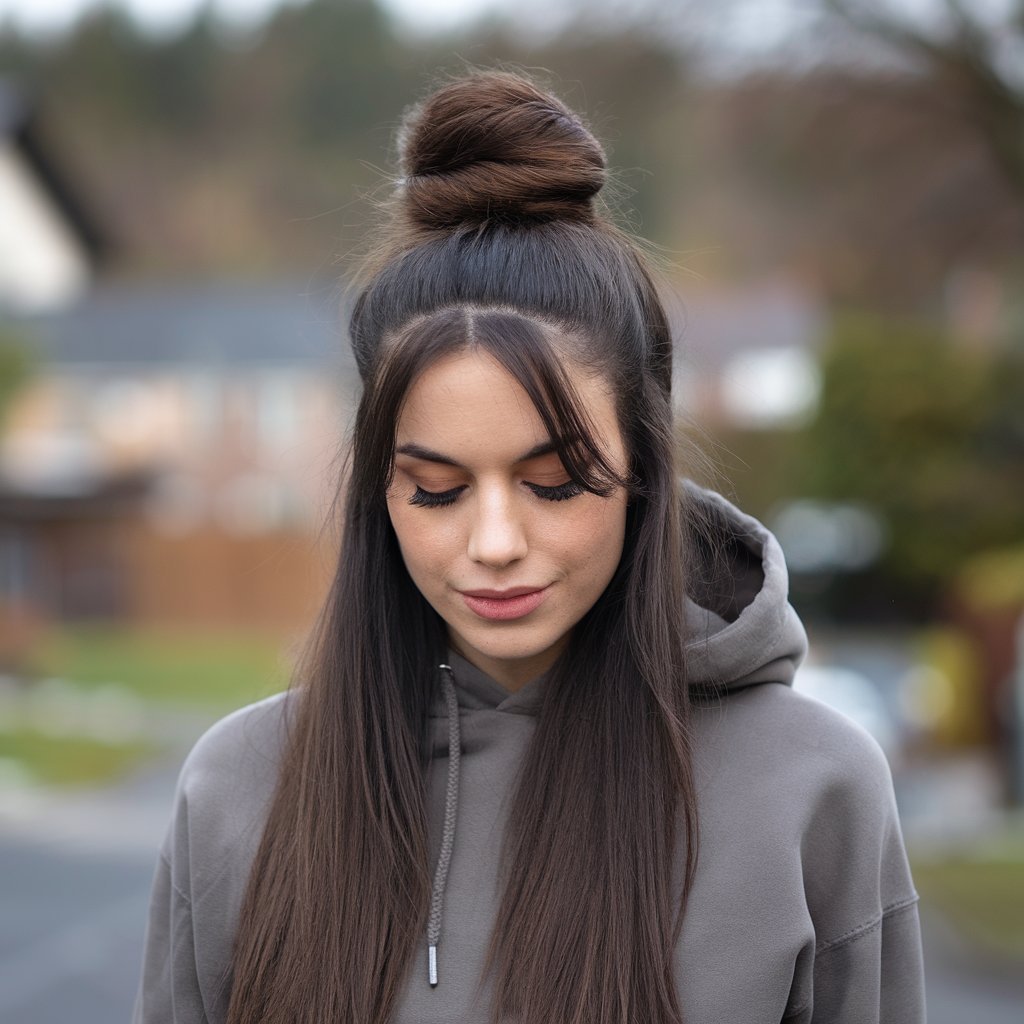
<box><xmin>394</xmin><ymin>349</ymin><xmax>619</xmax><ymax>464</ymax></box>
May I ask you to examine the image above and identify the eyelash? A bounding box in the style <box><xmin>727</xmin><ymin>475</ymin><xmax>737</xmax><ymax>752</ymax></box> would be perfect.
<box><xmin>408</xmin><ymin>480</ymin><xmax>585</xmax><ymax>509</ymax></box>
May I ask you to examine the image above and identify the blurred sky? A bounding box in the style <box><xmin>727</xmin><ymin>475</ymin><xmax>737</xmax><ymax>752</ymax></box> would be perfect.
<box><xmin>6</xmin><ymin>0</ymin><xmax>1017</xmax><ymax>69</ymax></box>
<box><xmin>0</xmin><ymin>0</ymin><xmax>835</xmax><ymax>66</ymax></box>
<box><xmin>0</xmin><ymin>0</ymin><xmax>508</xmax><ymax>36</ymax></box>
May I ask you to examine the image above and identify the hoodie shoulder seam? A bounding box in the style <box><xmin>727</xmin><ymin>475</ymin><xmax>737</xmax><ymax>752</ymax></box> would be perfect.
<box><xmin>815</xmin><ymin>893</ymin><xmax>920</xmax><ymax>957</ymax></box>
<box><xmin>782</xmin><ymin>896</ymin><xmax>921</xmax><ymax>1018</ymax></box>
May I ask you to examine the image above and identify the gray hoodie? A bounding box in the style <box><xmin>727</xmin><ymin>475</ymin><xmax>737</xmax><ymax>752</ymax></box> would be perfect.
<box><xmin>132</xmin><ymin>479</ymin><xmax>925</xmax><ymax>1023</ymax></box>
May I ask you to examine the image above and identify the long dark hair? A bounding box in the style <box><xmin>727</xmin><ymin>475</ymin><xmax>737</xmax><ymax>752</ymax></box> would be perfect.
<box><xmin>226</xmin><ymin>69</ymin><xmax>712</xmax><ymax>1024</ymax></box>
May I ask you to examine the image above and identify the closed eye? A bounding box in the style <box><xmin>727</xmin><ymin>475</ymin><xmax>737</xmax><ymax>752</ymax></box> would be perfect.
<box><xmin>407</xmin><ymin>480</ymin><xmax>585</xmax><ymax>509</ymax></box>
<box><xmin>408</xmin><ymin>485</ymin><xmax>466</xmax><ymax>508</ymax></box>
<box><xmin>525</xmin><ymin>480</ymin><xmax>585</xmax><ymax>502</ymax></box>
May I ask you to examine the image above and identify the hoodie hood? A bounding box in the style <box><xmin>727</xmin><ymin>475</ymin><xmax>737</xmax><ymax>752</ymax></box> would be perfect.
<box><xmin>437</xmin><ymin>477</ymin><xmax>809</xmax><ymax>715</ymax></box>
<box><xmin>679</xmin><ymin>478</ymin><xmax>809</xmax><ymax>694</ymax></box>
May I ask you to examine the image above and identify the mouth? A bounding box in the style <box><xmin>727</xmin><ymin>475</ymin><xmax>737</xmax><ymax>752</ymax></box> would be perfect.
<box><xmin>459</xmin><ymin>585</ymin><xmax>551</xmax><ymax>621</ymax></box>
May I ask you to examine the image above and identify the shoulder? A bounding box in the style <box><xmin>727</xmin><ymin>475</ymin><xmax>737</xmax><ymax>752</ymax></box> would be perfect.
<box><xmin>769</xmin><ymin>685</ymin><xmax>901</xmax><ymax>850</ymax></box>
<box><xmin>161</xmin><ymin>689</ymin><xmax>299</xmax><ymax>900</ymax></box>
<box><xmin>145</xmin><ymin>694</ymin><xmax>300</xmax><ymax>983</ymax></box>
<box><xmin>709</xmin><ymin>680</ymin><xmax>896</xmax><ymax>798</ymax></box>
<box><xmin>729</xmin><ymin>684</ymin><xmax>918</xmax><ymax>930</ymax></box>
<box><xmin>699</xmin><ymin>681</ymin><xmax>907</xmax><ymax>870</ymax></box>
<box><xmin>701</xmin><ymin>683</ymin><xmax>919</xmax><ymax>947</ymax></box>
<box><xmin>179</xmin><ymin>688</ymin><xmax>296</xmax><ymax>789</ymax></box>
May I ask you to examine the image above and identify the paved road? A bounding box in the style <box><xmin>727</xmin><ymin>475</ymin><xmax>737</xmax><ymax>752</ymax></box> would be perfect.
<box><xmin>919</xmin><ymin>901</ymin><xmax>1024</xmax><ymax>1024</ymax></box>
<box><xmin>2</xmin><ymin>739</ymin><xmax>1023</xmax><ymax>1023</ymax></box>
<box><xmin>0</xmin><ymin>748</ymin><xmax>184</xmax><ymax>1024</ymax></box>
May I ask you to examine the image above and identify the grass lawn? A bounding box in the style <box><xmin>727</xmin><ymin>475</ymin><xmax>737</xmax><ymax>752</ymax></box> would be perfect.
<box><xmin>911</xmin><ymin>835</ymin><xmax>1024</xmax><ymax>964</ymax></box>
<box><xmin>0</xmin><ymin>624</ymin><xmax>297</xmax><ymax>790</ymax></box>
<box><xmin>25</xmin><ymin>623</ymin><xmax>294</xmax><ymax>711</ymax></box>
<box><xmin>0</xmin><ymin>729</ymin><xmax>160</xmax><ymax>788</ymax></box>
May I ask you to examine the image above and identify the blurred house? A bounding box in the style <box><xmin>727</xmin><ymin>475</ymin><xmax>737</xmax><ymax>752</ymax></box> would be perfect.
<box><xmin>0</xmin><ymin>78</ymin><xmax>109</xmax><ymax>662</ymax></box>
<box><xmin>0</xmin><ymin>79</ymin><xmax>104</xmax><ymax>315</ymax></box>
<box><xmin>1</xmin><ymin>280</ymin><xmax>353</xmax><ymax>634</ymax></box>
<box><xmin>671</xmin><ymin>277</ymin><xmax>828</xmax><ymax>429</ymax></box>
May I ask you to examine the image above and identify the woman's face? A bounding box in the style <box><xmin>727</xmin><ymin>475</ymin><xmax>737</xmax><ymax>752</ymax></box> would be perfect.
<box><xmin>386</xmin><ymin>348</ymin><xmax>629</xmax><ymax>691</ymax></box>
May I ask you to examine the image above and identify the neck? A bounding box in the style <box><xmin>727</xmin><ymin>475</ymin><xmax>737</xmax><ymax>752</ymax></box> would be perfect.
<box><xmin>448</xmin><ymin>636</ymin><xmax>566</xmax><ymax>692</ymax></box>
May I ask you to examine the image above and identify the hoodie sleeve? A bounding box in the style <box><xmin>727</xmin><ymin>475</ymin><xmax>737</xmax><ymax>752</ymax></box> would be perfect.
<box><xmin>131</xmin><ymin>693</ymin><xmax>289</xmax><ymax>1024</ymax></box>
<box><xmin>132</xmin><ymin>844</ymin><xmax>208</xmax><ymax>1024</ymax></box>
<box><xmin>132</xmin><ymin>787</ymin><xmax>210</xmax><ymax>1024</ymax></box>
<box><xmin>804</xmin><ymin>896</ymin><xmax>925</xmax><ymax>1022</ymax></box>
<box><xmin>785</xmin><ymin>704</ymin><xmax>926</xmax><ymax>1023</ymax></box>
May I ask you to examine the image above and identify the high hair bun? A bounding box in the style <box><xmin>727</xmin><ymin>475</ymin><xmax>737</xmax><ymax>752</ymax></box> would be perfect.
<box><xmin>396</xmin><ymin>70</ymin><xmax>607</xmax><ymax>230</ymax></box>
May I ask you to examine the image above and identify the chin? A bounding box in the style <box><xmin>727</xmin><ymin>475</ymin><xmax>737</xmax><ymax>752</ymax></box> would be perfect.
<box><xmin>453</xmin><ymin>623</ymin><xmax>563</xmax><ymax>664</ymax></box>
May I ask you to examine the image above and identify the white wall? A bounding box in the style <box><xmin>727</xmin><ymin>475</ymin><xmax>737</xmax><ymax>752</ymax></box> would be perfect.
<box><xmin>0</xmin><ymin>141</ymin><xmax>90</xmax><ymax>314</ymax></box>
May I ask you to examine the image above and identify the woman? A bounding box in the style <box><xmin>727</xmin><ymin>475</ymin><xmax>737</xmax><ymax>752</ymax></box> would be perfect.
<box><xmin>133</xmin><ymin>70</ymin><xmax>925</xmax><ymax>1024</ymax></box>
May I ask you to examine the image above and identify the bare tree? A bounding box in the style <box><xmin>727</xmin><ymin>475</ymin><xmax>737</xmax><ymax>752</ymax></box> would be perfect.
<box><xmin>816</xmin><ymin>0</ymin><xmax>1024</xmax><ymax>199</ymax></box>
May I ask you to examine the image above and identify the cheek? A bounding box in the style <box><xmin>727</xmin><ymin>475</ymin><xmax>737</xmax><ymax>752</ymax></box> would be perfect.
<box><xmin>560</xmin><ymin>496</ymin><xmax>628</xmax><ymax>574</ymax></box>
<box><xmin>387</xmin><ymin>501</ymin><xmax>456</xmax><ymax>579</ymax></box>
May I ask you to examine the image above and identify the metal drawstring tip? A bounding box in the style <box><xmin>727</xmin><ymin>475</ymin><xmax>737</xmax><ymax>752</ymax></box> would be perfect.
<box><xmin>428</xmin><ymin>943</ymin><xmax>438</xmax><ymax>987</ymax></box>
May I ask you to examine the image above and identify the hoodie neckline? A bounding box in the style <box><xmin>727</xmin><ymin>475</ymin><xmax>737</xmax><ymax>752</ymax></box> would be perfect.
<box><xmin>432</xmin><ymin>648</ymin><xmax>548</xmax><ymax>717</ymax></box>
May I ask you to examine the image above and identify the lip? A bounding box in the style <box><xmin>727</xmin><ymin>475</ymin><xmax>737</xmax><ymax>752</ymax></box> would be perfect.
<box><xmin>460</xmin><ymin>586</ymin><xmax>546</xmax><ymax>599</ymax></box>
<box><xmin>459</xmin><ymin>585</ymin><xmax>550</xmax><ymax>621</ymax></box>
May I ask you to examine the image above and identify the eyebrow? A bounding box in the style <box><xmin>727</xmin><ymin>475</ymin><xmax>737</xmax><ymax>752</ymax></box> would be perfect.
<box><xmin>394</xmin><ymin>440</ymin><xmax>558</xmax><ymax>469</ymax></box>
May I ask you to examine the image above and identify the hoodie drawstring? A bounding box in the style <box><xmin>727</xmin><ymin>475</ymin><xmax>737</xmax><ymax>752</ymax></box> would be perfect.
<box><xmin>427</xmin><ymin>663</ymin><xmax>461</xmax><ymax>987</ymax></box>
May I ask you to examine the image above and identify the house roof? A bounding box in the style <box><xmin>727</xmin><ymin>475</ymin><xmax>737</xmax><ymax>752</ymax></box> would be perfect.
<box><xmin>8</xmin><ymin>272</ymin><xmax>824</xmax><ymax>380</ymax></box>
<box><xmin>0</xmin><ymin>78</ymin><xmax>107</xmax><ymax>265</ymax></box>
<box><xmin>670</xmin><ymin>279</ymin><xmax>827</xmax><ymax>372</ymax></box>
<box><xmin>12</xmin><ymin>278</ymin><xmax>357</xmax><ymax>372</ymax></box>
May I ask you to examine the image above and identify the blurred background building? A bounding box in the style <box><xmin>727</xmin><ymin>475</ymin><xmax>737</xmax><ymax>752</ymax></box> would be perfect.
<box><xmin>2</xmin><ymin>279</ymin><xmax>345</xmax><ymax>630</ymax></box>
<box><xmin>0</xmin><ymin>1</ymin><xmax>1022</xmax><ymax>1022</ymax></box>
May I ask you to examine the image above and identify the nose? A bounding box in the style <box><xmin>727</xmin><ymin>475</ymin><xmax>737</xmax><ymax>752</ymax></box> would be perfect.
<box><xmin>467</xmin><ymin>488</ymin><xmax>528</xmax><ymax>568</ymax></box>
